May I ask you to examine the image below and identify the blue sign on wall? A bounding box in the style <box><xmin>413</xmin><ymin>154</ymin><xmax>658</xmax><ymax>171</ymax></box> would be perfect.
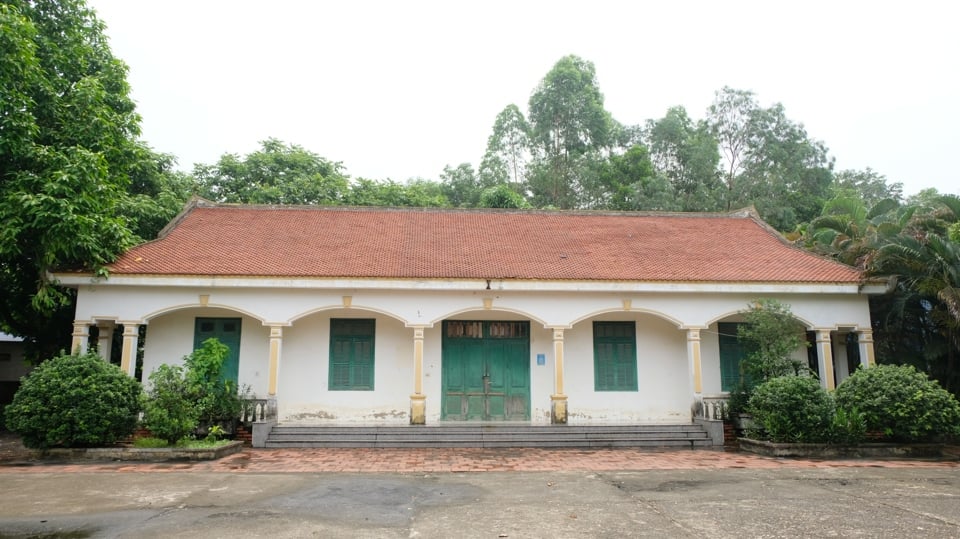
<box><xmin>536</xmin><ymin>353</ymin><xmax>546</xmax><ymax>366</ymax></box>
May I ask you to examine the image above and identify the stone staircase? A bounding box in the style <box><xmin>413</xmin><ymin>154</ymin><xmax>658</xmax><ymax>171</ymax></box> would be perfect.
<box><xmin>262</xmin><ymin>423</ymin><xmax>715</xmax><ymax>449</ymax></box>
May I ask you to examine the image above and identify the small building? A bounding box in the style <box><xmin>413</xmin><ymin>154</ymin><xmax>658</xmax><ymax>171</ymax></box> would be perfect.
<box><xmin>0</xmin><ymin>332</ymin><xmax>30</xmax><ymax>408</ymax></box>
<box><xmin>53</xmin><ymin>200</ymin><xmax>886</xmax><ymax>429</ymax></box>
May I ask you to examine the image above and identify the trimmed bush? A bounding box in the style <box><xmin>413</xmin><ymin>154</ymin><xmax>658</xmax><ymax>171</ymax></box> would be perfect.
<box><xmin>835</xmin><ymin>365</ymin><xmax>960</xmax><ymax>442</ymax></box>
<box><xmin>5</xmin><ymin>352</ymin><xmax>142</xmax><ymax>449</ymax></box>
<box><xmin>747</xmin><ymin>376</ymin><xmax>834</xmax><ymax>443</ymax></box>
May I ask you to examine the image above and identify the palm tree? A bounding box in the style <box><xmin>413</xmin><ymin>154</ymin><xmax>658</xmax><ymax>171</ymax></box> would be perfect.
<box><xmin>805</xmin><ymin>196</ymin><xmax>903</xmax><ymax>268</ymax></box>
<box><xmin>870</xmin><ymin>231</ymin><xmax>960</xmax><ymax>393</ymax></box>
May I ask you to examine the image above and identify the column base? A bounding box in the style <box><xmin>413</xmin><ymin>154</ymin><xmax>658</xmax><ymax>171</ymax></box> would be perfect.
<box><xmin>550</xmin><ymin>394</ymin><xmax>568</xmax><ymax>424</ymax></box>
<box><xmin>410</xmin><ymin>394</ymin><xmax>427</xmax><ymax>425</ymax></box>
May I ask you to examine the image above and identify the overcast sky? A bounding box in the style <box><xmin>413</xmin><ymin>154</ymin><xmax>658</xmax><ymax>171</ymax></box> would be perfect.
<box><xmin>87</xmin><ymin>0</ymin><xmax>958</xmax><ymax>196</ymax></box>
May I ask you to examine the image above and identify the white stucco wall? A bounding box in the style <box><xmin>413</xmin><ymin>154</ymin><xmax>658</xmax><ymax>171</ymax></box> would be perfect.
<box><xmin>279</xmin><ymin>311</ymin><xmax>413</xmax><ymax>423</ymax></box>
<box><xmin>0</xmin><ymin>338</ymin><xmax>30</xmax><ymax>383</ymax></box>
<box><xmin>142</xmin><ymin>308</ymin><xmax>270</xmax><ymax>397</ymax></box>
<box><xmin>564</xmin><ymin>313</ymin><xmax>690</xmax><ymax>424</ymax></box>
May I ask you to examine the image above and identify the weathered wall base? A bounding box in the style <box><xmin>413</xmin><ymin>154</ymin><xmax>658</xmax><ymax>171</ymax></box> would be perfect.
<box><xmin>33</xmin><ymin>441</ymin><xmax>244</xmax><ymax>461</ymax></box>
<box><xmin>739</xmin><ymin>438</ymin><xmax>950</xmax><ymax>459</ymax></box>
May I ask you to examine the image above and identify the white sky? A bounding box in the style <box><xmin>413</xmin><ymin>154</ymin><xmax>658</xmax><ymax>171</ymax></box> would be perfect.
<box><xmin>88</xmin><ymin>0</ymin><xmax>959</xmax><ymax>196</ymax></box>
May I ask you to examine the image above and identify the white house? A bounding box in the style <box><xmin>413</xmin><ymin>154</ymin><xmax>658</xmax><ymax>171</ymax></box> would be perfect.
<box><xmin>53</xmin><ymin>199</ymin><xmax>886</xmax><ymax>427</ymax></box>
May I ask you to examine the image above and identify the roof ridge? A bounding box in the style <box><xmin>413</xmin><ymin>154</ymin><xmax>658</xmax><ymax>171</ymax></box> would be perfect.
<box><xmin>195</xmin><ymin>203</ymin><xmax>754</xmax><ymax>220</ymax></box>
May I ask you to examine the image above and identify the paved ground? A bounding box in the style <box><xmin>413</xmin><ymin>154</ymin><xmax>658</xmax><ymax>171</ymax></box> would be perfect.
<box><xmin>1</xmin><ymin>434</ymin><xmax>959</xmax><ymax>537</ymax></box>
<box><xmin>1</xmin><ymin>445</ymin><xmax>959</xmax><ymax>474</ymax></box>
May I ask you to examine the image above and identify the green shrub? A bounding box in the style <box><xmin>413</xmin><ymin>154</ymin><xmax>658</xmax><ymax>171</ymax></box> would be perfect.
<box><xmin>141</xmin><ymin>364</ymin><xmax>200</xmax><ymax>444</ymax></box>
<box><xmin>5</xmin><ymin>352</ymin><xmax>142</xmax><ymax>449</ymax></box>
<box><xmin>835</xmin><ymin>365</ymin><xmax>960</xmax><ymax>442</ymax></box>
<box><xmin>829</xmin><ymin>406</ymin><xmax>867</xmax><ymax>444</ymax></box>
<box><xmin>133</xmin><ymin>436</ymin><xmax>171</xmax><ymax>448</ymax></box>
<box><xmin>747</xmin><ymin>376</ymin><xmax>834</xmax><ymax>443</ymax></box>
<box><xmin>140</xmin><ymin>338</ymin><xmax>246</xmax><ymax>443</ymax></box>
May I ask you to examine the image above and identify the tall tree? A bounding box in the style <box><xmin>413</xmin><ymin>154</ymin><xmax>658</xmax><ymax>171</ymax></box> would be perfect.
<box><xmin>478</xmin><ymin>104</ymin><xmax>531</xmax><ymax>188</ymax></box>
<box><xmin>0</xmin><ymin>0</ymin><xmax>148</xmax><ymax>357</ymax></box>
<box><xmin>593</xmin><ymin>145</ymin><xmax>675</xmax><ymax>211</ymax></box>
<box><xmin>831</xmin><ymin>168</ymin><xmax>903</xmax><ymax>206</ymax></box>
<box><xmin>193</xmin><ymin>138</ymin><xmax>349</xmax><ymax>205</ymax></box>
<box><xmin>645</xmin><ymin>106</ymin><xmax>722</xmax><ymax>211</ymax></box>
<box><xmin>850</xmin><ymin>195</ymin><xmax>960</xmax><ymax>396</ymax></box>
<box><xmin>121</xmin><ymin>152</ymin><xmax>196</xmax><ymax>240</ymax></box>
<box><xmin>707</xmin><ymin>87</ymin><xmax>757</xmax><ymax>209</ymax></box>
<box><xmin>439</xmin><ymin>163</ymin><xmax>482</xmax><ymax>207</ymax></box>
<box><xmin>707</xmin><ymin>87</ymin><xmax>833</xmax><ymax>230</ymax></box>
<box><xmin>527</xmin><ymin>55</ymin><xmax>616</xmax><ymax>208</ymax></box>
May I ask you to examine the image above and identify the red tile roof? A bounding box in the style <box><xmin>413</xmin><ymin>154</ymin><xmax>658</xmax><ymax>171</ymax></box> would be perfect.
<box><xmin>106</xmin><ymin>202</ymin><xmax>862</xmax><ymax>283</ymax></box>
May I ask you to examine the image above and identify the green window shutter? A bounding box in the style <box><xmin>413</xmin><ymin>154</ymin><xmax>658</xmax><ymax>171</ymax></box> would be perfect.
<box><xmin>593</xmin><ymin>321</ymin><xmax>637</xmax><ymax>391</ymax></box>
<box><xmin>329</xmin><ymin>319</ymin><xmax>375</xmax><ymax>390</ymax></box>
<box><xmin>718</xmin><ymin>323</ymin><xmax>747</xmax><ymax>392</ymax></box>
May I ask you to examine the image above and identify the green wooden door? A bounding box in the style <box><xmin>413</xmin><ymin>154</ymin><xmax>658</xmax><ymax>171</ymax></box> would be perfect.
<box><xmin>441</xmin><ymin>321</ymin><xmax>530</xmax><ymax>421</ymax></box>
<box><xmin>194</xmin><ymin>318</ymin><xmax>241</xmax><ymax>384</ymax></box>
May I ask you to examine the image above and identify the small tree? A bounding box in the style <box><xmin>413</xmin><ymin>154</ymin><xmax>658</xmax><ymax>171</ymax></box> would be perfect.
<box><xmin>185</xmin><ymin>338</ymin><xmax>243</xmax><ymax>426</ymax></box>
<box><xmin>5</xmin><ymin>351</ymin><xmax>142</xmax><ymax>449</ymax></box>
<box><xmin>140</xmin><ymin>338</ymin><xmax>244</xmax><ymax>443</ymax></box>
<box><xmin>141</xmin><ymin>364</ymin><xmax>199</xmax><ymax>444</ymax></box>
<box><xmin>738</xmin><ymin>299</ymin><xmax>810</xmax><ymax>381</ymax></box>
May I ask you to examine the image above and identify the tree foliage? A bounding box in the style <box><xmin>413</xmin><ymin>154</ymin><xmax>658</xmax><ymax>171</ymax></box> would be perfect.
<box><xmin>194</xmin><ymin>138</ymin><xmax>349</xmax><ymax>205</ymax></box>
<box><xmin>527</xmin><ymin>55</ymin><xmax>617</xmax><ymax>209</ymax></box>
<box><xmin>0</xmin><ymin>0</ymin><xmax>155</xmax><ymax>357</ymax></box>
<box><xmin>706</xmin><ymin>87</ymin><xmax>834</xmax><ymax>229</ymax></box>
<box><xmin>479</xmin><ymin>104</ymin><xmax>531</xmax><ymax>187</ymax></box>
<box><xmin>644</xmin><ymin>106</ymin><xmax>722</xmax><ymax>211</ymax></box>
<box><xmin>479</xmin><ymin>184</ymin><xmax>529</xmax><ymax>209</ymax></box>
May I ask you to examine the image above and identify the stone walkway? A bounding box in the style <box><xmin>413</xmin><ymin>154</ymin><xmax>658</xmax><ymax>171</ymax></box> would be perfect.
<box><xmin>1</xmin><ymin>444</ymin><xmax>957</xmax><ymax>474</ymax></box>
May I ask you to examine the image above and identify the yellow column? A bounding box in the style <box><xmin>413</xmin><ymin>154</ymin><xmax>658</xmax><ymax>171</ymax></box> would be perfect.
<box><xmin>687</xmin><ymin>328</ymin><xmax>703</xmax><ymax>394</ymax></box>
<box><xmin>410</xmin><ymin>326</ymin><xmax>427</xmax><ymax>425</ymax></box>
<box><xmin>816</xmin><ymin>329</ymin><xmax>835</xmax><ymax>390</ymax></box>
<box><xmin>551</xmin><ymin>328</ymin><xmax>568</xmax><ymax>424</ymax></box>
<box><xmin>96</xmin><ymin>322</ymin><xmax>114</xmax><ymax>363</ymax></box>
<box><xmin>71</xmin><ymin>321</ymin><xmax>89</xmax><ymax>354</ymax></box>
<box><xmin>268</xmin><ymin>325</ymin><xmax>283</xmax><ymax>396</ymax></box>
<box><xmin>119</xmin><ymin>323</ymin><xmax>139</xmax><ymax>377</ymax></box>
<box><xmin>857</xmin><ymin>328</ymin><xmax>876</xmax><ymax>368</ymax></box>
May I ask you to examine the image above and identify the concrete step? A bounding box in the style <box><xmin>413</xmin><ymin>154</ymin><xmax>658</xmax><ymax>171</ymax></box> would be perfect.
<box><xmin>263</xmin><ymin>424</ymin><xmax>714</xmax><ymax>449</ymax></box>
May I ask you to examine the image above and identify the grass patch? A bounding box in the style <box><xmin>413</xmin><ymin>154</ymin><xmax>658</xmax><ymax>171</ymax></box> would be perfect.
<box><xmin>133</xmin><ymin>436</ymin><xmax>234</xmax><ymax>449</ymax></box>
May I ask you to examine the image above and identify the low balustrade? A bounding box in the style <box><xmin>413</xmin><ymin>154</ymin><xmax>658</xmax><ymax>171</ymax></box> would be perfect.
<box><xmin>695</xmin><ymin>394</ymin><xmax>729</xmax><ymax>420</ymax></box>
<box><xmin>240</xmin><ymin>398</ymin><xmax>276</xmax><ymax>424</ymax></box>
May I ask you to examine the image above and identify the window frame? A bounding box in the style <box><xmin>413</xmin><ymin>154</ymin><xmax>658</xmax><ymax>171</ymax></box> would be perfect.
<box><xmin>328</xmin><ymin>318</ymin><xmax>376</xmax><ymax>391</ymax></box>
<box><xmin>592</xmin><ymin>321</ymin><xmax>638</xmax><ymax>392</ymax></box>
